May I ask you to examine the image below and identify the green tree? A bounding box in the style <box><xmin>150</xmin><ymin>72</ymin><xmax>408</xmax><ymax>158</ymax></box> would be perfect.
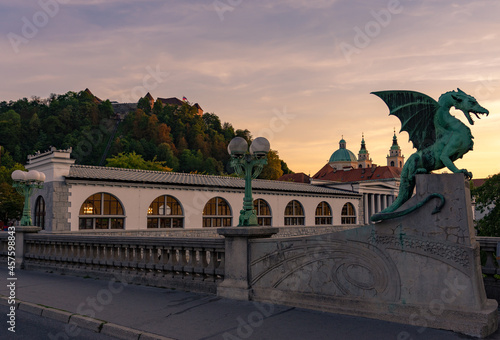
<box><xmin>137</xmin><ymin>97</ymin><xmax>152</xmax><ymax>114</ymax></box>
<box><xmin>27</xmin><ymin>112</ymin><xmax>41</xmax><ymax>147</ymax></box>
<box><xmin>179</xmin><ymin>149</ymin><xmax>204</xmax><ymax>173</ymax></box>
<box><xmin>0</xmin><ymin>110</ymin><xmax>21</xmax><ymax>157</ymax></box>
<box><xmin>106</xmin><ymin>152</ymin><xmax>171</xmax><ymax>171</ymax></box>
<box><xmin>157</xmin><ymin>143</ymin><xmax>179</xmax><ymax>171</ymax></box>
<box><xmin>203</xmin><ymin>157</ymin><xmax>224</xmax><ymax>175</ymax></box>
<box><xmin>281</xmin><ymin>160</ymin><xmax>293</xmax><ymax>175</ymax></box>
<box><xmin>472</xmin><ymin>173</ymin><xmax>500</xmax><ymax>236</ymax></box>
<box><xmin>0</xmin><ymin>161</ymin><xmax>25</xmax><ymax>223</ymax></box>
<box><xmin>222</xmin><ymin>122</ymin><xmax>235</xmax><ymax>141</ymax></box>
<box><xmin>258</xmin><ymin>150</ymin><xmax>284</xmax><ymax>180</ymax></box>
<box><xmin>152</xmin><ymin>99</ymin><xmax>163</xmax><ymax>116</ymax></box>
<box><xmin>203</xmin><ymin>113</ymin><xmax>222</xmax><ymax>134</ymax></box>
<box><xmin>235</xmin><ymin>129</ymin><xmax>252</xmax><ymax>143</ymax></box>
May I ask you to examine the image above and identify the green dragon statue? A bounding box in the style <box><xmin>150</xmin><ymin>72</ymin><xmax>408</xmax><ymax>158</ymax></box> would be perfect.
<box><xmin>370</xmin><ymin>88</ymin><xmax>489</xmax><ymax>222</ymax></box>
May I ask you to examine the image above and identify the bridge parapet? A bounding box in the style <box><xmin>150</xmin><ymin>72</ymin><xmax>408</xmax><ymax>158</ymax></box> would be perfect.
<box><xmin>0</xmin><ymin>233</ymin><xmax>224</xmax><ymax>294</ymax></box>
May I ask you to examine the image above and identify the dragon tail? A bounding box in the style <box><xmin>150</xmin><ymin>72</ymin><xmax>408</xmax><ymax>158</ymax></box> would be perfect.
<box><xmin>370</xmin><ymin>153</ymin><xmax>418</xmax><ymax>221</ymax></box>
<box><xmin>370</xmin><ymin>193</ymin><xmax>445</xmax><ymax>222</ymax></box>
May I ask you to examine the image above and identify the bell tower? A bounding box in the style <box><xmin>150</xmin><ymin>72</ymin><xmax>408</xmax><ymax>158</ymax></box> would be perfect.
<box><xmin>387</xmin><ymin>129</ymin><xmax>405</xmax><ymax>168</ymax></box>
<box><xmin>357</xmin><ymin>134</ymin><xmax>373</xmax><ymax>169</ymax></box>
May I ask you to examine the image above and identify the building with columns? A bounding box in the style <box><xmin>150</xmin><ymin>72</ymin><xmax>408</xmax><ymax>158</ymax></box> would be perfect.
<box><xmin>311</xmin><ymin>133</ymin><xmax>404</xmax><ymax>224</ymax></box>
<box><xmin>26</xmin><ymin>147</ymin><xmax>363</xmax><ymax>232</ymax></box>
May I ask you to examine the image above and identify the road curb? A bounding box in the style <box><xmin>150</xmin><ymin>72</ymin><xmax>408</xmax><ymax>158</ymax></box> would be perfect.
<box><xmin>42</xmin><ymin>307</ymin><xmax>73</xmax><ymax>323</ymax></box>
<box><xmin>18</xmin><ymin>301</ymin><xmax>44</xmax><ymax>316</ymax></box>
<box><xmin>0</xmin><ymin>294</ymin><xmax>174</xmax><ymax>340</ymax></box>
<box><xmin>101</xmin><ymin>323</ymin><xmax>141</xmax><ymax>339</ymax></box>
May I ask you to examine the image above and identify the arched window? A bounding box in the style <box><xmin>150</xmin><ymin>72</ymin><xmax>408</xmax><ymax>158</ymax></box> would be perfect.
<box><xmin>79</xmin><ymin>193</ymin><xmax>125</xmax><ymax>230</ymax></box>
<box><xmin>284</xmin><ymin>200</ymin><xmax>304</xmax><ymax>226</ymax></box>
<box><xmin>390</xmin><ymin>161</ymin><xmax>395</xmax><ymax>166</ymax></box>
<box><xmin>203</xmin><ymin>197</ymin><xmax>232</xmax><ymax>227</ymax></box>
<box><xmin>399</xmin><ymin>161</ymin><xmax>402</xmax><ymax>167</ymax></box>
<box><xmin>34</xmin><ymin>196</ymin><xmax>46</xmax><ymax>230</ymax></box>
<box><xmin>358</xmin><ymin>164</ymin><xmax>362</xmax><ymax>168</ymax></box>
<box><xmin>315</xmin><ymin>201</ymin><xmax>332</xmax><ymax>225</ymax></box>
<box><xmin>147</xmin><ymin>195</ymin><xmax>183</xmax><ymax>228</ymax></box>
<box><xmin>254</xmin><ymin>199</ymin><xmax>272</xmax><ymax>226</ymax></box>
<box><xmin>341</xmin><ymin>202</ymin><xmax>356</xmax><ymax>224</ymax></box>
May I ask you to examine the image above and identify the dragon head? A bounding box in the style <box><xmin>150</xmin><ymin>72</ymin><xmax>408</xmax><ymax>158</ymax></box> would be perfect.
<box><xmin>451</xmin><ymin>88</ymin><xmax>489</xmax><ymax>125</ymax></box>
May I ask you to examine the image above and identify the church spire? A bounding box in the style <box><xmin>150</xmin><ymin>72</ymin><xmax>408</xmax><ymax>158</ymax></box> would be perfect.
<box><xmin>391</xmin><ymin>128</ymin><xmax>400</xmax><ymax>151</ymax></box>
<box><xmin>387</xmin><ymin>129</ymin><xmax>404</xmax><ymax>167</ymax></box>
<box><xmin>357</xmin><ymin>133</ymin><xmax>372</xmax><ymax>168</ymax></box>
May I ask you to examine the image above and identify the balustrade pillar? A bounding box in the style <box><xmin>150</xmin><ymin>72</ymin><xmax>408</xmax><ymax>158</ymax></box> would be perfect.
<box><xmin>217</xmin><ymin>227</ymin><xmax>277</xmax><ymax>300</ymax></box>
<box><xmin>13</xmin><ymin>226</ymin><xmax>41</xmax><ymax>269</ymax></box>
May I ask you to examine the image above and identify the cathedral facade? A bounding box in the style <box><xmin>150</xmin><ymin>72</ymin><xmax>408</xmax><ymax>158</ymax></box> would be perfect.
<box><xmin>312</xmin><ymin>132</ymin><xmax>405</xmax><ymax>224</ymax></box>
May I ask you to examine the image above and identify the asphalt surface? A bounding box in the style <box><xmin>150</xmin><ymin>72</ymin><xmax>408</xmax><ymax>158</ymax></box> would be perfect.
<box><xmin>0</xmin><ymin>306</ymin><xmax>120</xmax><ymax>339</ymax></box>
<box><xmin>0</xmin><ymin>267</ymin><xmax>499</xmax><ymax>340</ymax></box>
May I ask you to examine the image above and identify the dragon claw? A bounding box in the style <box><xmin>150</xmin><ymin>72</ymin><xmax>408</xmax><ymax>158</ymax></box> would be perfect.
<box><xmin>460</xmin><ymin>169</ymin><xmax>472</xmax><ymax>180</ymax></box>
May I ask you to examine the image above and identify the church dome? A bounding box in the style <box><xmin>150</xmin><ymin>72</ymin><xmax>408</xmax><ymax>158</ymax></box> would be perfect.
<box><xmin>329</xmin><ymin>149</ymin><xmax>357</xmax><ymax>162</ymax></box>
<box><xmin>329</xmin><ymin>138</ymin><xmax>357</xmax><ymax>163</ymax></box>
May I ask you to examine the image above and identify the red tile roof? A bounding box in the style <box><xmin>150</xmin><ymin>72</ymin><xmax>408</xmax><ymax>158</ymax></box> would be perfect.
<box><xmin>472</xmin><ymin>178</ymin><xmax>487</xmax><ymax>188</ymax></box>
<box><xmin>313</xmin><ymin>164</ymin><xmax>402</xmax><ymax>182</ymax></box>
<box><xmin>157</xmin><ymin>97</ymin><xmax>185</xmax><ymax>106</ymax></box>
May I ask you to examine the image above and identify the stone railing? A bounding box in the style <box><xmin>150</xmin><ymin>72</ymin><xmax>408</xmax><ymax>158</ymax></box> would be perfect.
<box><xmin>0</xmin><ymin>233</ymin><xmax>224</xmax><ymax>294</ymax></box>
<box><xmin>2</xmin><ymin>232</ymin><xmax>500</xmax><ymax>299</ymax></box>
<box><xmin>45</xmin><ymin>225</ymin><xmax>359</xmax><ymax>238</ymax></box>
<box><xmin>477</xmin><ymin>236</ymin><xmax>500</xmax><ymax>302</ymax></box>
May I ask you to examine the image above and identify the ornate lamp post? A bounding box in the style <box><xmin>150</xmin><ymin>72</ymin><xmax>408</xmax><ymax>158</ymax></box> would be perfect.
<box><xmin>11</xmin><ymin>170</ymin><xmax>45</xmax><ymax>226</ymax></box>
<box><xmin>228</xmin><ymin>137</ymin><xmax>270</xmax><ymax>226</ymax></box>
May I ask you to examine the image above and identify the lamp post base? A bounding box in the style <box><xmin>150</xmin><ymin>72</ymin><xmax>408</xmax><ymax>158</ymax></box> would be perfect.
<box><xmin>217</xmin><ymin>227</ymin><xmax>277</xmax><ymax>300</ymax></box>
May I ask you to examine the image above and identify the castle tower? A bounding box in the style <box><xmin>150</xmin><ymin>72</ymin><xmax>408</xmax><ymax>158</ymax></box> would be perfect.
<box><xmin>357</xmin><ymin>134</ymin><xmax>373</xmax><ymax>169</ymax></box>
<box><xmin>145</xmin><ymin>92</ymin><xmax>155</xmax><ymax>109</ymax></box>
<box><xmin>387</xmin><ymin>130</ymin><xmax>405</xmax><ymax>168</ymax></box>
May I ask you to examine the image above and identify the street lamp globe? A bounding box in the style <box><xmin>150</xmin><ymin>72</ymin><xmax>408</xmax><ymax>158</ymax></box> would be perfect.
<box><xmin>227</xmin><ymin>137</ymin><xmax>248</xmax><ymax>156</ymax></box>
<box><xmin>11</xmin><ymin>170</ymin><xmax>27</xmax><ymax>181</ymax></box>
<box><xmin>26</xmin><ymin>170</ymin><xmax>41</xmax><ymax>181</ymax></box>
<box><xmin>11</xmin><ymin>169</ymin><xmax>45</xmax><ymax>226</ymax></box>
<box><xmin>250</xmin><ymin>137</ymin><xmax>270</xmax><ymax>157</ymax></box>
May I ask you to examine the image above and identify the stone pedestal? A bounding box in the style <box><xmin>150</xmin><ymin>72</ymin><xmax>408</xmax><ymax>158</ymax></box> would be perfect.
<box><xmin>217</xmin><ymin>227</ymin><xmax>277</xmax><ymax>300</ymax></box>
<box><xmin>14</xmin><ymin>226</ymin><xmax>41</xmax><ymax>269</ymax></box>
<box><xmin>244</xmin><ymin>174</ymin><xmax>498</xmax><ymax>338</ymax></box>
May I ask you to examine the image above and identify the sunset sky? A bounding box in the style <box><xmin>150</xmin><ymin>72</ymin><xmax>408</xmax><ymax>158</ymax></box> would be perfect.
<box><xmin>1</xmin><ymin>0</ymin><xmax>499</xmax><ymax>178</ymax></box>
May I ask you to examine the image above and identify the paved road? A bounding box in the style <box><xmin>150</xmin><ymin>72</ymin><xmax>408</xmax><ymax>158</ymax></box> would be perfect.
<box><xmin>1</xmin><ymin>267</ymin><xmax>499</xmax><ymax>340</ymax></box>
<box><xmin>0</xmin><ymin>305</ymin><xmax>119</xmax><ymax>339</ymax></box>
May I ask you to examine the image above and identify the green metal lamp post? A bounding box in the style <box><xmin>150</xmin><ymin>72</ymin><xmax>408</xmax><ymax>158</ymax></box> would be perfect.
<box><xmin>228</xmin><ymin>137</ymin><xmax>270</xmax><ymax>226</ymax></box>
<box><xmin>11</xmin><ymin>170</ymin><xmax>45</xmax><ymax>226</ymax></box>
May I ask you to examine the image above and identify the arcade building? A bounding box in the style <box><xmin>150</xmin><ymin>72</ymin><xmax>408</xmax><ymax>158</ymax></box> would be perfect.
<box><xmin>26</xmin><ymin>132</ymin><xmax>403</xmax><ymax>231</ymax></box>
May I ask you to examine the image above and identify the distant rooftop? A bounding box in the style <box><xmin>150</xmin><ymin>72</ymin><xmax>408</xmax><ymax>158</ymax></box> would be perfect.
<box><xmin>313</xmin><ymin>165</ymin><xmax>402</xmax><ymax>183</ymax></box>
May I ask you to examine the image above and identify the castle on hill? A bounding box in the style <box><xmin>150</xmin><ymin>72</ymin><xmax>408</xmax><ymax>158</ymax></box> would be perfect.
<box><xmin>83</xmin><ymin>88</ymin><xmax>204</xmax><ymax>118</ymax></box>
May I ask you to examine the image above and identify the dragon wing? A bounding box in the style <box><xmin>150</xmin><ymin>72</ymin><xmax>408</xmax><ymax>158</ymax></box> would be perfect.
<box><xmin>371</xmin><ymin>90</ymin><xmax>440</xmax><ymax>150</ymax></box>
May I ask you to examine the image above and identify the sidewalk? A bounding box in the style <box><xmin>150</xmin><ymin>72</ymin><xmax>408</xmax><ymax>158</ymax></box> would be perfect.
<box><xmin>0</xmin><ymin>267</ymin><xmax>498</xmax><ymax>340</ymax></box>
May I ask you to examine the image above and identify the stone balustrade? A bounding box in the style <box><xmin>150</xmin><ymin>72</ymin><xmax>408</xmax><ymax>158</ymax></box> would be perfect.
<box><xmin>1</xmin><ymin>233</ymin><xmax>500</xmax><ymax>299</ymax></box>
<box><xmin>477</xmin><ymin>236</ymin><xmax>500</xmax><ymax>302</ymax></box>
<box><xmin>43</xmin><ymin>225</ymin><xmax>358</xmax><ymax>238</ymax></box>
<box><xmin>0</xmin><ymin>233</ymin><xmax>224</xmax><ymax>294</ymax></box>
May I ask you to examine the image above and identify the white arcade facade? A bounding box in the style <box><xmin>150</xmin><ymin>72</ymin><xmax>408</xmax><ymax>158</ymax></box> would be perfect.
<box><xmin>26</xmin><ymin>148</ymin><xmax>363</xmax><ymax>232</ymax></box>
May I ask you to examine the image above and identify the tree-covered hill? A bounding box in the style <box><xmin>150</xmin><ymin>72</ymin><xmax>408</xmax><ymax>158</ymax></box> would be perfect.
<box><xmin>0</xmin><ymin>90</ymin><xmax>292</xmax><ymax>179</ymax></box>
